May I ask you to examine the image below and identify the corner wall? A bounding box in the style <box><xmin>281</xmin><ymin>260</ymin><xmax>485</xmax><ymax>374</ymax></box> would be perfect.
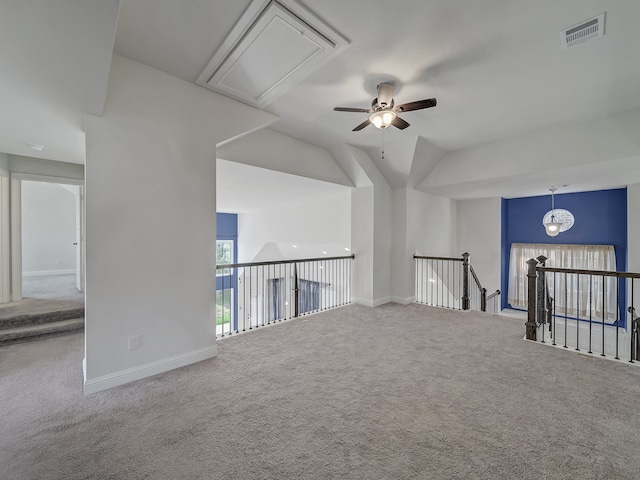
<box><xmin>628</xmin><ymin>184</ymin><xmax>640</xmax><ymax>273</ymax></box>
<box><xmin>391</xmin><ymin>189</ymin><xmax>457</xmax><ymax>303</ymax></box>
<box><xmin>83</xmin><ymin>55</ymin><xmax>275</xmax><ymax>393</ymax></box>
<box><xmin>457</xmin><ymin>197</ymin><xmax>501</xmax><ymax>293</ymax></box>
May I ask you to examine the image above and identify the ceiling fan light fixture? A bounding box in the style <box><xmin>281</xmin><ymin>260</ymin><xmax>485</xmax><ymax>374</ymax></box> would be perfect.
<box><xmin>370</xmin><ymin>110</ymin><xmax>396</xmax><ymax>129</ymax></box>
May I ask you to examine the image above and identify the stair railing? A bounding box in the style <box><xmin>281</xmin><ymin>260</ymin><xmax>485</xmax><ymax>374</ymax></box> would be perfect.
<box><xmin>526</xmin><ymin>257</ymin><xmax>640</xmax><ymax>362</ymax></box>
<box><xmin>215</xmin><ymin>254</ymin><xmax>354</xmax><ymax>338</ymax></box>
<box><xmin>414</xmin><ymin>253</ymin><xmax>500</xmax><ymax>313</ymax></box>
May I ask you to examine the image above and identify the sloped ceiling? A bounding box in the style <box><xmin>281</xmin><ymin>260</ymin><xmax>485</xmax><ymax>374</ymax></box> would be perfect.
<box><xmin>112</xmin><ymin>0</ymin><xmax>640</xmax><ymax>198</ymax></box>
<box><xmin>1</xmin><ymin>0</ymin><xmax>640</xmax><ymax>199</ymax></box>
<box><xmin>0</xmin><ymin>0</ymin><xmax>119</xmax><ymax>164</ymax></box>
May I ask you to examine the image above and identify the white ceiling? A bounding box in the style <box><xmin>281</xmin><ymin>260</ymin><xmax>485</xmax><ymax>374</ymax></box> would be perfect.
<box><xmin>0</xmin><ymin>0</ymin><xmax>118</xmax><ymax>164</ymax></box>
<box><xmin>2</xmin><ymin>0</ymin><xmax>640</xmax><ymax>204</ymax></box>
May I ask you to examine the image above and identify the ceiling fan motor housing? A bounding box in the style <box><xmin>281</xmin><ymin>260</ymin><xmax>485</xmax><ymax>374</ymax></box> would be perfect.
<box><xmin>376</xmin><ymin>82</ymin><xmax>395</xmax><ymax>108</ymax></box>
<box><xmin>371</xmin><ymin>97</ymin><xmax>393</xmax><ymax>111</ymax></box>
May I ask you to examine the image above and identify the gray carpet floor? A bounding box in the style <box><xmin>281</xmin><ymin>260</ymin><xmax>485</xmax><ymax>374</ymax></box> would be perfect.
<box><xmin>0</xmin><ymin>298</ymin><xmax>84</xmax><ymax>321</ymax></box>
<box><xmin>1</xmin><ymin>303</ymin><xmax>640</xmax><ymax>479</ymax></box>
<box><xmin>22</xmin><ymin>273</ymin><xmax>84</xmax><ymax>302</ymax></box>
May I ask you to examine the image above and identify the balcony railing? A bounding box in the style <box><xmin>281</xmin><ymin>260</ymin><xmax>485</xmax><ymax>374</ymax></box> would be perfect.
<box><xmin>414</xmin><ymin>253</ymin><xmax>500</xmax><ymax>313</ymax></box>
<box><xmin>216</xmin><ymin>254</ymin><xmax>354</xmax><ymax>338</ymax></box>
<box><xmin>526</xmin><ymin>256</ymin><xmax>640</xmax><ymax>362</ymax></box>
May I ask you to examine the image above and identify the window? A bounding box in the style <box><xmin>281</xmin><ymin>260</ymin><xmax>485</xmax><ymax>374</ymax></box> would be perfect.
<box><xmin>216</xmin><ymin>240</ymin><xmax>234</xmax><ymax>276</ymax></box>
<box><xmin>508</xmin><ymin>243</ymin><xmax>617</xmax><ymax>321</ymax></box>
<box><xmin>267</xmin><ymin>277</ymin><xmax>320</xmax><ymax>321</ymax></box>
<box><xmin>298</xmin><ymin>278</ymin><xmax>320</xmax><ymax>314</ymax></box>
<box><xmin>268</xmin><ymin>278</ymin><xmax>286</xmax><ymax>321</ymax></box>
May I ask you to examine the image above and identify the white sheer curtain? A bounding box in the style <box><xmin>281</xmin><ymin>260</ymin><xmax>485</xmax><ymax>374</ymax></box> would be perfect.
<box><xmin>508</xmin><ymin>243</ymin><xmax>617</xmax><ymax>321</ymax></box>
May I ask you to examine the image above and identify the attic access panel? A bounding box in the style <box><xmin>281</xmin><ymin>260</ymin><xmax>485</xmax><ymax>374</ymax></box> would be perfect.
<box><xmin>197</xmin><ymin>0</ymin><xmax>348</xmax><ymax>107</ymax></box>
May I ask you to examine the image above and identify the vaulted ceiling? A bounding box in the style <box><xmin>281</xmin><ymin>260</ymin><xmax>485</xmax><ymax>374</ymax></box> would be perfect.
<box><xmin>2</xmin><ymin>0</ymin><xmax>640</xmax><ymax>200</ymax></box>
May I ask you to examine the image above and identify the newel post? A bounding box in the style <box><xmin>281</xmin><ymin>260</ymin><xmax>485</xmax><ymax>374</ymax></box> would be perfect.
<box><xmin>526</xmin><ymin>258</ymin><xmax>539</xmax><ymax>341</ymax></box>
<box><xmin>293</xmin><ymin>263</ymin><xmax>299</xmax><ymax>318</ymax></box>
<box><xmin>536</xmin><ymin>255</ymin><xmax>548</xmax><ymax>339</ymax></box>
<box><xmin>462</xmin><ymin>252</ymin><xmax>470</xmax><ymax>310</ymax></box>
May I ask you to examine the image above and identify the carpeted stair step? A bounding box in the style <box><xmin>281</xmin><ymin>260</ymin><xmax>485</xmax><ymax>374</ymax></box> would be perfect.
<box><xmin>0</xmin><ymin>318</ymin><xmax>84</xmax><ymax>346</ymax></box>
<box><xmin>0</xmin><ymin>307</ymin><xmax>85</xmax><ymax>330</ymax></box>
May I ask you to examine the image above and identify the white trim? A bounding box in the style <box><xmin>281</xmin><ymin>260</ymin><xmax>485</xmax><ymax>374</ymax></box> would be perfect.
<box><xmin>10</xmin><ymin>177</ymin><xmax>21</xmax><ymax>301</ymax></box>
<box><xmin>11</xmin><ymin>172</ymin><xmax>84</xmax><ymax>186</ymax></box>
<box><xmin>372</xmin><ymin>296</ymin><xmax>392</xmax><ymax>307</ymax></box>
<box><xmin>23</xmin><ymin>269</ymin><xmax>76</xmax><ymax>277</ymax></box>
<box><xmin>352</xmin><ymin>296</ymin><xmax>392</xmax><ymax>308</ymax></box>
<box><xmin>391</xmin><ymin>295</ymin><xmax>415</xmax><ymax>305</ymax></box>
<box><xmin>10</xmin><ymin>173</ymin><xmax>85</xmax><ymax>302</ymax></box>
<box><xmin>83</xmin><ymin>345</ymin><xmax>218</xmax><ymax>395</ymax></box>
<box><xmin>0</xmin><ymin>175</ymin><xmax>9</xmax><ymax>303</ymax></box>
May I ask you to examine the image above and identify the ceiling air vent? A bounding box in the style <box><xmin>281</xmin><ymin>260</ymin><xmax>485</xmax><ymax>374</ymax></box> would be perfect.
<box><xmin>562</xmin><ymin>13</ymin><xmax>605</xmax><ymax>50</ymax></box>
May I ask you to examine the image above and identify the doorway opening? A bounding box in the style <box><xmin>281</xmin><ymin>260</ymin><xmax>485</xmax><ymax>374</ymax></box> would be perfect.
<box><xmin>21</xmin><ymin>180</ymin><xmax>83</xmax><ymax>301</ymax></box>
<box><xmin>11</xmin><ymin>174</ymin><xmax>84</xmax><ymax>303</ymax></box>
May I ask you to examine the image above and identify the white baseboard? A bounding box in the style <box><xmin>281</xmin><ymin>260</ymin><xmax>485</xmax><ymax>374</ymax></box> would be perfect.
<box><xmin>83</xmin><ymin>345</ymin><xmax>218</xmax><ymax>395</ymax></box>
<box><xmin>23</xmin><ymin>269</ymin><xmax>76</xmax><ymax>277</ymax></box>
<box><xmin>352</xmin><ymin>296</ymin><xmax>392</xmax><ymax>308</ymax></box>
<box><xmin>391</xmin><ymin>296</ymin><xmax>415</xmax><ymax>305</ymax></box>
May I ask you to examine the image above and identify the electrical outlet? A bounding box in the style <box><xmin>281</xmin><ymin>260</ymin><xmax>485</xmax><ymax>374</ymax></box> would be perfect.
<box><xmin>128</xmin><ymin>335</ymin><xmax>140</xmax><ymax>350</ymax></box>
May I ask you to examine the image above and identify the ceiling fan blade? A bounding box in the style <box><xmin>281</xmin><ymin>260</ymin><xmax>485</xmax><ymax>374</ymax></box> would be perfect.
<box><xmin>334</xmin><ymin>107</ymin><xmax>372</xmax><ymax>113</ymax></box>
<box><xmin>395</xmin><ymin>98</ymin><xmax>437</xmax><ymax>113</ymax></box>
<box><xmin>353</xmin><ymin>119</ymin><xmax>371</xmax><ymax>131</ymax></box>
<box><xmin>391</xmin><ymin>116</ymin><xmax>410</xmax><ymax>130</ymax></box>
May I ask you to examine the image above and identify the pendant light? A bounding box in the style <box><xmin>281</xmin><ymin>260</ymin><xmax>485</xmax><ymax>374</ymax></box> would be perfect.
<box><xmin>544</xmin><ymin>187</ymin><xmax>563</xmax><ymax>237</ymax></box>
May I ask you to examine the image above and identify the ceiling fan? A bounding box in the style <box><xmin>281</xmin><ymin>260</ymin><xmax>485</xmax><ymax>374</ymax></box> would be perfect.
<box><xmin>333</xmin><ymin>82</ymin><xmax>436</xmax><ymax>131</ymax></box>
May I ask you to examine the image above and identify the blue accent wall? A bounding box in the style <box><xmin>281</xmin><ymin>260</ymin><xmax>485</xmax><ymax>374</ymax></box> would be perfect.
<box><xmin>216</xmin><ymin>213</ymin><xmax>238</xmax><ymax>330</ymax></box>
<box><xmin>217</xmin><ymin>212</ymin><xmax>238</xmax><ymax>241</ymax></box>
<box><xmin>501</xmin><ymin>188</ymin><xmax>628</xmax><ymax>316</ymax></box>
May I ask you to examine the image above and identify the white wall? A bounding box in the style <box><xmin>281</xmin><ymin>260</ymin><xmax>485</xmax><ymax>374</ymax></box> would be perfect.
<box><xmin>390</xmin><ymin>188</ymin><xmax>409</xmax><ymax>303</ymax></box>
<box><xmin>350</xmin><ymin>185</ymin><xmax>375</xmax><ymax>304</ymax></box>
<box><xmin>457</xmin><ymin>197</ymin><xmax>501</xmax><ymax>292</ymax></box>
<box><xmin>408</xmin><ymin>189</ymin><xmax>457</xmax><ymax>257</ymax></box>
<box><xmin>237</xmin><ymin>190</ymin><xmax>351</xmax><ymax>263</ymax></box>
<box><xmin>373</xmin><ymin>173</ymin><xmax>392</xmax><ymax>304</ymax></box>
<box><xmin>21</xmin><ymin>181</ymin><xmax>77</xmax><ymax>274</ymax></box>
<box><xmin>0</xmin><ymin>153</ymin><xmax>8</xmax><ymax>175</ymax></box>
<box><xmin>83</xmin><ymin>55</ymin><xmax>276</xmax><ymax>393</ymax></box>
<box><xmin>340</xmin><ymin>145</ymin><xmax>392</xmax><ymax>307</ymax></box>
<box><xmin>391</xmin><ymin>190</ymin><xmax>501</xmax><ymax>304</ymax></box>
<box><xmin>628</xmin><ymin>184</ymin><xmax>640</xmax><ymax>273</ymax></box>
<box><xmin>390</xmin><ymin>189</ymin><xmax>457</xmax><ymax>303</ymax></box>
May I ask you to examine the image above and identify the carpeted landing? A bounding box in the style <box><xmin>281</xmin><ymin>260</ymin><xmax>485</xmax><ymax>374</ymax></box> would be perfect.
<box><xmin>1</xmin><ymin>303</ymin><xmax>640</xmax><ymax>479</ymax></box>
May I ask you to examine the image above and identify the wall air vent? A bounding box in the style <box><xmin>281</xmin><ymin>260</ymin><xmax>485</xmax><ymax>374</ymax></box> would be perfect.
<box><xmin>197</xmin><ymin>0</ymin><xmax>349</xmax><ymax>107</ymax></box>
<box><xmin>562</xmin><ymin>13</ymin><xmax>605</xmax><ymax>50</ymax></box>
